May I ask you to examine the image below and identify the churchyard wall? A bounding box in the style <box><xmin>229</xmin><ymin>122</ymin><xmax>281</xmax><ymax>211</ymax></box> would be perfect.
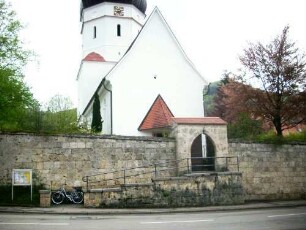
<box><xmin>0</xmin><ymin>133</ymin><xmax>176</xmax><ymax>189</ymax></box>
<box><xmin>0</xmin><ymin>133</ymin><xmax>305</xmax><ymax>203</ymax></box>
<box><xmin>84</xmin><ymin>172</ymin><xmax>244</xmax><ymax>208</ymax></box>
<box><xmin>229</xmin><ymin>141</ymin><xmax>306</xmax><ymax>200</ymax></box>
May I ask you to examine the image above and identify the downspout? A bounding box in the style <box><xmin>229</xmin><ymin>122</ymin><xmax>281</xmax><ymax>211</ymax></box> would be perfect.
<box><xmin>203</xmin><ymin>83</ymin><xmax>211</xmax><ymax>117</ymax></box>
<box><xmin>102</xmin><ymin>80</ymin><xmax>113</xmax><ymax>135</ymax></box>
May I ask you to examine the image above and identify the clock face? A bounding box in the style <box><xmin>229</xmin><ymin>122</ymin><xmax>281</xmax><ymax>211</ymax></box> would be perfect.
<box><xmin>114</xmin><ymin>6</ymin><xmax>124</xmax><ymax>16</ymax></box>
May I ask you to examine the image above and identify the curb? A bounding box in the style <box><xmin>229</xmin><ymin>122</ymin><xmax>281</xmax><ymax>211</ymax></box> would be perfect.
<box><xmin>0</xmin><ymin>201</ymin><xmax>305</xmax><ymax>215</ymax></box>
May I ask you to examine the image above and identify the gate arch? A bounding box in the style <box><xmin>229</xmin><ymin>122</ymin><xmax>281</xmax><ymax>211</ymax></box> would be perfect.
<box><xmin>171</xmin><ymin>117</ymin><xmax>228</xmax><ymax>172</ymax></box>
<box><xmin>190</xmin><ymin>133</ymin><xmax>215</xmax><ymax>171</ymax></box>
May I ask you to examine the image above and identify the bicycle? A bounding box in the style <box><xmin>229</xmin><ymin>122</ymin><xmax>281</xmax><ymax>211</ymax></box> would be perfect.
<box><xmin>51</xmin><ymin>185</ymin><xmax>84</xmax><ymax>204</ymax></box>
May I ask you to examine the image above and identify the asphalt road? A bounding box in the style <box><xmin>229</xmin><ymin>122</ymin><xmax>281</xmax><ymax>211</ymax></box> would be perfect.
<box><xmin>0</xmin><ymin>206</ymin><xmax>305</xmax><ymax>230</ymax></box>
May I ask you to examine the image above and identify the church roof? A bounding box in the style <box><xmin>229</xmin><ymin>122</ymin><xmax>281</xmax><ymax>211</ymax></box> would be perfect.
<box><xmin>172</xmin><ymin>117</ymin><xmax>227</xmax><ymax>125</ymax></box>
<box><xmin>138</xmin><ymin>95</ymin><xmax>174</xmax><ymax>131</ymax></box>
<box><xmin>81</xmin><ymin>0</ymin><xmax>147</xmax><ymax>14</ymax></box>
<box><xmin>83</xmin><ymin>52</ymin><xmax>106</xmax><ymax>62</ymax></box>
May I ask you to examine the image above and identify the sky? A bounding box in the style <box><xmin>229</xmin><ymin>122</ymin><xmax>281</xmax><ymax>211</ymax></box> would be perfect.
<box><xmin>8</xmin><ymin>0</ymin><xmax>306</xmax><ymax>106</ymax></box>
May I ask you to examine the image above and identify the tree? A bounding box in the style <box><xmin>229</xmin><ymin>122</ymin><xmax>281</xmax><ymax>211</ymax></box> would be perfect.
<box><xmin>203</xmin><ymin>81</ymin><xmax>221</xmax><ymax>116</ymax></box>
<box><xmin>0</xmin><ymin>0</ymin><xmax>31</xmax><ymax>72</ymax></box>
<box><xmin>42</xmin><ymin>95</ymin><xmax>77</xmax><ymax>133</ymax></box>
<box><xmin>44</xmin><ymin>94</ymin><xmax>74</xmax><ymax>113</ymax></box>
<box><xmin>239</xmin><ymin>26</ymin><xmax>306</xmax><ymax>136</ymax></box>
<box><xmin>0</xmin><ymin>0</ymin><xmax>37</xmax><ymax>131</ymax></box>
<box><xmin>0</xmin><ymin>67</ymin><xmax>38</xmax><ymax>130</ymax></box>
<box><xmin>91</xmin><ymin>93</ymin><xmax>102</xmax><ymax>132</ymax></box>
<box><xmin>210</xmin><ymin>74</ymin><xmax>264</xmax><ymax>138</ymax></box>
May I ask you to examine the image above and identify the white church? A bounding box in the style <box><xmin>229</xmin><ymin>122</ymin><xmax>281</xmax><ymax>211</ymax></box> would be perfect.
<box><xmin>77</xmin><ymin>0</ymin><xmax>208</xmax><ymax>137</ymax></box>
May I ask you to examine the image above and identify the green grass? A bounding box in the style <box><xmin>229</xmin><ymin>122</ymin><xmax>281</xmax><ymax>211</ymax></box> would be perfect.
<box><xmin>255</xmin><ymin>130</ymin><xmax>306</xmax><ymax>144</ymax></box>
<box><xmin>0</xmin><ymin>185</ymin><xmax>44</xmax><ymax>206</ymax></box>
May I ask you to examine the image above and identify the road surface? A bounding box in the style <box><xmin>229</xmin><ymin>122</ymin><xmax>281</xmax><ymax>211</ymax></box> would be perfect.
<box><xmin>0</xmin><ymin>206</ymin><xmax>305</xmax><ymax>230</ymax></box>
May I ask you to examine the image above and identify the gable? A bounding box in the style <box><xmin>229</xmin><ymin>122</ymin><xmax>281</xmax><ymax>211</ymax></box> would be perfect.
<box><xmin>106</xmin><ymin>7</ymin><xmax>207</xmax><ymax>83</ymax></box>
<box><xmin>138</xmin><ymin>95</ymin><xmax>174</xmax><ymax>131</ymax></box>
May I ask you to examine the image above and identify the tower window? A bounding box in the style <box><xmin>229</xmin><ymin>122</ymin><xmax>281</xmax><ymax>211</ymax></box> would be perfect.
<box><xmin>117</xmin><ymin>24</ymin><xmax>121</xmax><ymax>37</ymax></box>
<box><xmin>93</xmin><ymin>26</ymin><xmax>97</xmax><ymax>39</ymax></box>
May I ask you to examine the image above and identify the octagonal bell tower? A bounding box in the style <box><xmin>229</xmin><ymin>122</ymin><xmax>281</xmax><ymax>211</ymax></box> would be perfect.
<box><xmin>80</xmin><ymin>0</ymin><xmax>147</xmax><ymax>62</ymax></box>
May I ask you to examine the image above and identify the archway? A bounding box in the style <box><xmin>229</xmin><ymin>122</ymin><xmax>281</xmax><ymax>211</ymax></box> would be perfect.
<box><xmin>190</xmin><ymin>134</ymin><xmax>215</xmax><ymax>171</ymax></box>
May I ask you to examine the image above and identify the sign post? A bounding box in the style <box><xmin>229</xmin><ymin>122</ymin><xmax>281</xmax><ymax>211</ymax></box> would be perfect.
<box><xmin>12</xmin><ymin>169</ymin><xmax>33</xmax><ymax>201</ymax></box>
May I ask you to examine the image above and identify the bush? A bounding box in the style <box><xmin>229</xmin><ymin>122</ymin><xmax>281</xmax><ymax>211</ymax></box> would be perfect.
<box><xmin>0</xmin><ymin>185</ymin><xmax>44</xmax><ymax>206</ymax></box>
<box><xmin>256</xmin><ymin>129</ymin><xmax>306</xmax><ymax>144</ymax></box>
<box><xmin>228</xmin><ymin>113</ymin><xmax>263</xmax><ymax>139</ymax></box>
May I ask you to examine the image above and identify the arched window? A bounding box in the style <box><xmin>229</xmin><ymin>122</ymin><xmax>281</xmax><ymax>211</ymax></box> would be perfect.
<box><xmin>117</xmin><ymin>24</ymin><xmax>121</xmax><ymax>37</ymax></box>
<box><xmin>93</xmin><ymin>26</ymin><xmax>97</xmax><ymax>39</ymax></box>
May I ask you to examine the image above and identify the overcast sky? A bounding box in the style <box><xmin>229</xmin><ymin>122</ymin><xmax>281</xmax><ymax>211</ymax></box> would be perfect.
<box><xmin>8</xmin><ymin>0</ymin><xmax>306</xmax><ymax>106</ymax></box>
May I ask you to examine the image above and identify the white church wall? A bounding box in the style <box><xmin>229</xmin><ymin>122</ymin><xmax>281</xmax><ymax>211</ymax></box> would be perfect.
<box><xmin>100</xmin><ymin>89</ymin><xmax>112</xmax><ymax>134</ymax></box>
<box><xmin>82</xmin><ymin>2</ymin><xmax>145</xmax><ymax>62</ymax></box>
<box><xmin>108</xmin><ymin>10</ymin><xmax>207</xmax><ymax>136</ymax></box>
<box><xmin>83</xmin><ymin>2</ymin><xmax>145</xmax><ymax>24</ymax></box>
<box><xmin>77</xmin><ymin>62</ymin><xmax>115</xmax><ymax>116</ymax></box>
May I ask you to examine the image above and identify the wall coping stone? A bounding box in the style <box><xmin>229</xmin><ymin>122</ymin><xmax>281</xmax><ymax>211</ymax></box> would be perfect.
<box><xmin>153</xmin><ymin>177</ymin><xmax>190</xmax><ymax>181</ymax></box>
<box><xmin>185</xmin><ymin>172</ymin><xmax>242</xmax><ymax>177</ymax></box>
<box><xmin>229</xmin><ymin>139</ymin><xmax>306</xmax><ymax>146</ymax></box>
<box><xmin>122</xmin><ymin>183</ymin><xmax>154</xmax><ymax>188</ymax></box>
<box><xmin>89</xmin><ymin>188</ymin><xmax>122</xmax><ymax>193</ymax></box>
<box><xmin>0</xmin><ymin>132</ymin><xmax>175</xmax><ymax>143</ymax></box>
<box><xmin>39</xmin><ymin>190</ymin><xmax>50</xmax><ymax>194</ymax></box>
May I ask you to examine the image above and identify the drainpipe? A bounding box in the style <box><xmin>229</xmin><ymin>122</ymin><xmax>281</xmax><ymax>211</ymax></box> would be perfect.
<box><xmin>102</xmin><ymin>80</ymin><xmax>113</xmax><ymax>135</ymax></box>
<box><xmin>203</xmin><ymin>83</ymin><xmax>211</xmax><ymax>117</ymax></box>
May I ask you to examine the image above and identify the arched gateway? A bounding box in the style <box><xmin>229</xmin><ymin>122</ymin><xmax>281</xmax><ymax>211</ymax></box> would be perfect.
<box><xmin>171</xmin><ymin>117</ymin><xmax>228</xmax><ymax>172</ymax></box>
<box><xmin>191</xmin><ymin>133</ymin><xmax>215</xmax><ymax>171</ymax></box>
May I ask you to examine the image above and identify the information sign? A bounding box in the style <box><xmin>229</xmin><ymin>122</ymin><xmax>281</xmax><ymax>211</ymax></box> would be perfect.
<box><xmin>12</xmin><ymin>169</ymin><xmax>32</xmax><ymax>201</ymax></box>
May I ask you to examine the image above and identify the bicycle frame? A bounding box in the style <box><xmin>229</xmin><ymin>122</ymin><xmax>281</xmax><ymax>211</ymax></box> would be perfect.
<box><xmin>51</xmin><ymin>184</ymin><xmax>84</xmax><ymax>205</ymax></box>
<box><xmin>59</xmin><ymin>187</ymin><xmax>75</xmax><ymax>202</ymax></box>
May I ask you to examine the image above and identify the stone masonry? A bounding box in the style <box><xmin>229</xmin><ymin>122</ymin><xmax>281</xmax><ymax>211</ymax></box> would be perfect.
<box><xmin>229</xmin><ymin>141</ymin><xmax>306</xmax><ymax>200</ymax></box>
<box><xmin>84</xmin><ymin>172</ymin><xmax>244</xmax><ymax>208</ymax></box>
<box><xmin>0</xmin><ymin>133</ymin><xmax>175</xmax><ymax>189</ymax></box>
<box><xmin>1</xmin><ymin>133</ymin><xmax>306</xmax><ymax>203</ymax></box>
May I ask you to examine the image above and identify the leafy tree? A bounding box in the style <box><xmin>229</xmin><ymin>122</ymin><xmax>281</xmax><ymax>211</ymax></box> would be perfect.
<box><xmin>0</xmin><ymin>0</ymin><xmax>37</xmax><ymax>131</ymax></box>
<box><xmin>239</xmin><ymin>26</ymin><xmax>306</xmax><ymax>136</ymax></box>
<box><xmin>0</xmin><ymin>0</ymin><xmax>31</xmax><ymax>72</ymax></box>
<box><xmin>211</xmin><ymin>75</ymin><xmax>264</xmax><ymax>138</ymax></box>
<box><xmin>203</xmin><ymin>81</ymin><xmax>221</xmax><ymax>116</ymax></box>
<box><xmin>228</xmin><ymin>113</ymin><xmax>263</xmax><ymax>139</ymax></box>
<box><xmin>0</xmin><ymin>68</ymin><xmax>38</xmax><ymax>130</ymax></box>
<box><xmin>44</xmin><ymin>94</ymin><xmax>74</xmax><ymax>113</ymax></box>
<box><xmin>91</xmin><ymin>93</ymin><xmax>102</xmax><ymax>132</ymax></box>
<box><xmin>42</xmin><ymin>95</ymin><xmax>77</xmax><ymax>133</ymax></box>
<box><xmin>212</xmin><ymin>73</ymin><xmax>249</xmax><ymax>122</ymax></box>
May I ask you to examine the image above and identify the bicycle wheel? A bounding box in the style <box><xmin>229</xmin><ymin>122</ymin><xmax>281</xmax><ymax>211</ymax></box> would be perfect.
<box><xmin>72</xmin><ymin>191</ymin><xmax>83</xmax><ymax>204</ymax></box>
<box><xmin>51</xmin><ymin>191</ymin><xmax>65</xmax><ymax>204</ymax></box>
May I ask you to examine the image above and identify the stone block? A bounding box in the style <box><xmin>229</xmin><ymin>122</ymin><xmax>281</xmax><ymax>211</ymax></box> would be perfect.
<box><xmin>39</xmin><ymin>190</ymin><xmax>51</xmax><ymax>207</ymax></box>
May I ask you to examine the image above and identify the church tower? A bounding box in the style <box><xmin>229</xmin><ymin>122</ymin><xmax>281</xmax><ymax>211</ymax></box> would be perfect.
<box><xmin>80</xmin><ymin>0</ymin><xmax>147</xmax><ymax>62</ymax></box>
<box><xmin>77</xmin><ymin>0</ymin><xmax>147</xmax><ymax>117</ymax></box>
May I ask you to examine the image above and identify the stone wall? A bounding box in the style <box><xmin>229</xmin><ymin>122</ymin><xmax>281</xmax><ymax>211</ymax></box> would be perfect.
<box><xmin>1</xmin><ymin>133</ymin><xmax>306</xmax><ymax>203</ymax></box>
<box><xmin>0</xmin><ymin>133</ymin><xmax>176</xmax><ymax>189</ymax></box>
<box><xmin>229</xmin><ymin>142</ymin><xmax>306</xmax><ymax>200</ymax></box>
<box><xmin>84</xmin><ymin>172</ymin><xmax>244</xmax><ymax>208</ymax></box>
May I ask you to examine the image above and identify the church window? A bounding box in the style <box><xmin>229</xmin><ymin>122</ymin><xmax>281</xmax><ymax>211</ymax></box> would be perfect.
<box><xmin>93</xmin><ymin>26</ymin><xmax>97</xmax><ymax>39</ymax></box>
<box><xmin>117</xmin><ymin>24</ymin><xmax>121</xmax><ymax>37</ymax></box>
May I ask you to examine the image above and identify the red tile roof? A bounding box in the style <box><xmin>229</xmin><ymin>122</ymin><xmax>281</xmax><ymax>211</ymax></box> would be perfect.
<box><xmin>172</xmin><ymin>117</ymin><xmax>227</xmax><ymax>125</ymax></box>
<box><xmin>83</xmin><ymin>52</ymin><xmax>106</xmax><ymax>62</ymax></box>
<box><xmin>138</xmin><ymin>95</ymin><xmax>174</xmax><ymax>131</ymax></box>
